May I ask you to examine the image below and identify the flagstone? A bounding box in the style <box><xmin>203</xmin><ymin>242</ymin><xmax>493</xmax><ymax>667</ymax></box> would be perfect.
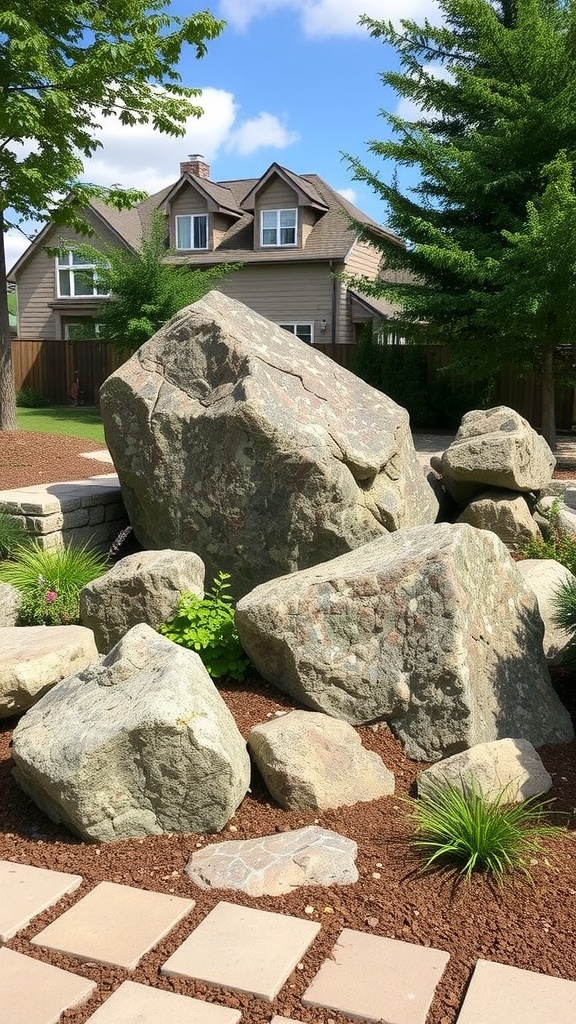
<box><xmin>31</xmin><ymin>881</ymin><xmax>194</xmax><ymax>970</ymax></box>
<box><xmin>0</xmin><ymin>860</ymin><xmax>82</xmax><ymax>942</ymax></box>
<box><xmin>85</xmin><ymin>980</ymin><xmax>241</xmax><ymax>1023</ymax></box>
<box><xmin>0</xmin><ymin>946</ymin><xmax>96</xmax><ymax>1024</ymax></box>
<box><xmin>455</xmin><ymin>959</ymin><xmax>576</xmax><ymax>1023</ymax></box>
<box><xmin>161</xmin><ymin>900</ymin><xmax>320</xmax><ymax>1001</ymax></box>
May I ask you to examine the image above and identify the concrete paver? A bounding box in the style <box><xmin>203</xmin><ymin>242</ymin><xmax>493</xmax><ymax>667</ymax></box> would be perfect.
<box><xmin>0</xmin><ymin>860</ymin><xmax>82</xmax><ymax>943</ymax></box>
<box><xmin>31</xmin><ymin>881</ymin><xmax>195</xmax><ymax>970</ymax></box>
<box><xmin>455</xmin><ymin>959</ymin><xmax>576</xmax><ymax>1023</ymax></box>
<box><xmin>0</xmin><ymin>946</ymin><xmax>96</xmax><ymax>1024</ymax></box>
<box><xmin>301</xmin><ymin>928</ymin><xmax>450</xmax><ymax>1024</ymax></box>
<box><xmin>161</xmin><ymin>900</ymin><xmax>321</xmax><ymax>1001</ymax></box>
<box><xmin>84</xmin><ymin>980</ymin><xmax>241</xmax><ymax>1023</ymax></box>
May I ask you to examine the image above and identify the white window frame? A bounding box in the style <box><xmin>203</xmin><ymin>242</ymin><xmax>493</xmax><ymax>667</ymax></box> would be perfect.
<box><xmin>261</xmin><ymin>208</ymin><xmax>297</xmax><ymax>247</ymax></box>
<box><xmin>56</xmin><ymin>251</ymin><xmax>109</xmax><ymax>298</ymax></box>
<box><xmin>175</xmin><ymin>213</ymin><xmax>209</xmax><ymax>251</ymax></box>
<box><xmin>278</xmin><ymin>322</ymin><xmax>314</xmax><ymax>345</ymax></box>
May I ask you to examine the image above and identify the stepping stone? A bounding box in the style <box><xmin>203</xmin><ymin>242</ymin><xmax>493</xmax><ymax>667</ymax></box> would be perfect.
<box><xmin>0</xmin><ymin>625</ymin><xmax>98</xmax><ymax>718</ymax></box>
<box><xmin>161</xmin><ymin>900</ymin><xmax>320</xmax><ymax>1001</ymax></box>
<box><xmin>85</xmin><ymin>980</ymin><xmax>241</xmax><ymax>1023</ymax></box>
<box><xmin>270</xmin><ymin>1018</ymin><xmax>305</xmax><ymax>1023</ymax></box>
<box><xmin>31</xmin><ymin>881</ymin><xmax>194</xmax><ymax>970</ymax></box>
<box><xmin>302</xmin><ymin>928</ymin><xmax>449</xmax><ymax>1024</ymax></box>
<box><xmin>0</xmin><ymin>860</ymin><xmax>82</xmax><ymax>942</ymax></box>
<box><xmin>185</xmin><ymin>825</ymin><xmax>358</xmax><ymax>896</ymax></box>
<box><xmin>456</xmin><ymin>959</ymin><xmax>576</xmax><ymax>1023</ymax></box>
<box><xmin>0</xmin><ymin>946</ymin><xmax>96</xmax><ymax>1024</ymax></box>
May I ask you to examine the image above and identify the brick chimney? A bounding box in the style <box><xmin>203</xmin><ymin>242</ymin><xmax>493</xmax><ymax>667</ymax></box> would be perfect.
<box><xmin>180</xmin><ymin>153</ymin><xmax>210</xmax><ymax>179</ymax></box>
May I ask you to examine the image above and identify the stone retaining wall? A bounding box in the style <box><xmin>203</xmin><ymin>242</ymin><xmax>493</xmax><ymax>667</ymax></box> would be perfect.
<box><xmin>0</xmin><ymin>476</ymin><xmax>128</xmax><ymax>552</ymax></box>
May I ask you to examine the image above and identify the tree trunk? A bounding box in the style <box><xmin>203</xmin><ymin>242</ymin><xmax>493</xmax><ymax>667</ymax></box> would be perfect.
<box><xmin>0</xmin><ymin>214</ymin><xmax>17</xmax><ymax>431</ymax></box>
<box><xmin>541</xmin><ymin>348</ymin><xmax>556</xmax><ymax>451</ymax></box>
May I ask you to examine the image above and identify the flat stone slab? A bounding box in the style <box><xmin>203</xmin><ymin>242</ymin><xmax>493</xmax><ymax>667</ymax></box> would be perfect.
<box><xmin>31</xmin><ymin>881</ymin><xmax>195</xmax><ymax>970</ymax></box>
<box><xmin>0</xmin><ymin>860</ymin><xmax>82</xmax><ymax>942</ymax></box>
<box><xmin>161</xmin><ymin>900</ymin><xmax>320</xmax><ymax>1001</ymax></box>
<box><xmin>85</xmin><ymin>981</ymin><xmax>241</xmax><ymax>1023</ymax></box>
<box><xmin>456</xmin><ymin>959</ymin><xmax>576</xmax><ymax>1023</ymax></box>
<box><xmin>0</xmin><ymin>946</ymin><xmax>96</xmax><ymax>1024</ymax></box>
<box><xmin>185</xmin><ymin>825</ymin><xmax>358</xmax><ymax>896</ymax></box>
<box><xmin>0</xmin><ymin>625</ymin><xmax>99</xmax><ymax>718</ymax></box>
<box><xmin>0</xmin><ymin>476</ymin><xmax>121</xmax><ymax>515</ymax></box>
<box><xmin>302</xmin><ymin>928</ymin><xmax>449</xmax><ymax>1024</ymax></box>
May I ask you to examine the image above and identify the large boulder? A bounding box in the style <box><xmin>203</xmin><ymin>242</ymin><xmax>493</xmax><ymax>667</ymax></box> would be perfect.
<box><xmin>79</xmin><ymin>549</ymin><xmax>205</xmax><ymax>653</ymax></box>
<box><xmin>417</xmin><ymin>738</ymin><xmax>552</xmax><ymax>803</ymax></box>
<box><xmin>0</xmin><ymin>625</ymin><xmax>99</xmax><ymax>719</ymax></box>
<box><xmin>456</xmin><ymin>489</ymin><xmax>541</xmax><ymax>549</ymax></box>
<box><xmin>248</xmin><ymin>710</ymin><xmax>394</xmax><ymax>810</ymax></box>
<box><xmin>100</xmin><ymin>291</ymin><xmax>436</xmax><ymax>598</ymax></box>
<box><xmin>515</xmin><ymin>558</ymin><xmax>574</xmax><ymax>665</ymax></box>
<box><xmin>11</xmin><ymin>624</ymin><xmax>250</xmax><ymax>841</ymax></box>
<box><xmin>441</xmin><ymin>407</ymin><xmax>555</xmax><ymax>505</ymax></box>
<box><xmin>0</xmin><ymin>583</ymin><xmax>22</xmax><ymax>627</ymax></box>
<box><xmin>236</xmin><ymin>523</ymin><xmax>574</xmax><ymax>761</ymax></box>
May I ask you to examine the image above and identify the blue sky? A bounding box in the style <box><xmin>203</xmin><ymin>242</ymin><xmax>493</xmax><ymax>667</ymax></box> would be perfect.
<box><xmin>6</xmin><ymin>0</ymin><xmax>441</xmax><ymax>271</ymax></box>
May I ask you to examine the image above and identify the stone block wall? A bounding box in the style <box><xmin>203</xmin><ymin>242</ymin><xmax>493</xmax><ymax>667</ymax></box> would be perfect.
<box><xmin>0</xmin><ymin>476</ymin><xmax>128</xmax><ymax>552</ymax></box>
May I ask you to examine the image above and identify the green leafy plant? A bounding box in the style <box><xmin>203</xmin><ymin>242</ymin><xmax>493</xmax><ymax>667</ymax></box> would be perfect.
<box><xmin>0</xmin><ymin>541</ymin><xmax>109</xmax><ymax>625</ymax></box>
<box><xmin>407</xmin><ymin>780</ymin><xmax>561</xmax><ymax>882</ymax></box>
<box><xmin>158</xmin><ymin>571</ymin><xmax>251</xmax><ymax>681</ymax></box>
<box><xmin>16</xmin><ymin>386</ymin><xmax>51</xmax><ymax>408</ymax></box>
<box><xmin>0</xmin><ymin>511</ymin><xmax>28</xmax><ymax>559</ymax></box>
<box><xmin>520</xmin><ymin>498</ymin><xmax>576</xmax><ymax>575</ymax></box>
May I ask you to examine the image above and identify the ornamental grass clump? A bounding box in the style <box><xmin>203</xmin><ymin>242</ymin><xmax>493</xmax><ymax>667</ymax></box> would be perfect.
<box><xmin>0</xmin><ymin>511</ymin><xmax>28</xmax><ymax>559</ymax></box>
<box><xmin>158</xmin><ymin>570</ymin><xmax>251</xmax><ymax>681</ymax></box>
<box><xmin>0</xmin><ymin>541</ymin><xmax>109</xmax><ymax>625</ymax></box>
<box><xmin>407</xmin><ymin>780</ymin><xmax>561</xmax><ymax>882</ymax></box>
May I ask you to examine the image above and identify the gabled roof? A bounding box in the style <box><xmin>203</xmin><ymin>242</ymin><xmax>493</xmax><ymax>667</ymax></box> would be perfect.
<box><xmin>10</xmin><ymin>164</ymin><xmax>401</xmax><ymax>277</ymax></box>
<box><xmin>240</xmin><ymin>162</ymin><xmax>329</xmax><ymax>212</ymax></box>
<box><xmin>159</xmin><ymin>173</ymin><xmax>243</xmax><ymax>219</ymax></box>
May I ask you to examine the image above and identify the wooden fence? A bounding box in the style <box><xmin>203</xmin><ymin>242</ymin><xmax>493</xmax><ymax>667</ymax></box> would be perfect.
<box><xmin>11</xmin><ymin>339</ymin><xmax>576</xmax><ymax>431</ymax></box>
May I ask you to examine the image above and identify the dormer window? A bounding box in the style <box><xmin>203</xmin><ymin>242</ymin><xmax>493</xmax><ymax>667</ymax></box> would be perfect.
<box><xmin>176</xmin><ymin>214</ymin><xmax>208</xmax><ymax>250</ymax></box>
<box><xmin>261</xmin><ymin>208</ymin><xmax>297</xmax><ymax>246</ymax></box>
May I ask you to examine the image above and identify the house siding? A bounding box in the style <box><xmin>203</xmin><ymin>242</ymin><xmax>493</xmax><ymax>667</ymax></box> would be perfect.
<box><xmin>337</xmin><ymin>239</ymin><xmax>384</xmax><ymax>345</ymax></box>
<box><xmin>216</xmin><ymin>262</ymin><xmax>338</xmax><ymax>343</ymax></box>
<box><xmin>15</xmin><ymin>216</ymin><xmax>114</xmax><ymax>341</ymax></box>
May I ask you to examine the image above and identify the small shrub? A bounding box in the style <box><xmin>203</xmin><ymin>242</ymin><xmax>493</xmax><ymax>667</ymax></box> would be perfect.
<box><xmin>158</xmin><ymin>571</ymin><xmax>251</xmax><ymax>681</ymax></box>
<box><xmin>16</xmin><ymin>386</ymin><xmax>50</xmax><ymax>408</ymax></box>
<box><xmin>552</xmin><ymin>574</ymin><xmax>576</xmax><ymax>636</ymax></box>
<box><xmin>520</xmin><ymin>498</ymin><xmax>576</xmax><ymax>575</ymax></box>
<box><xmin>406</xmin><ymin>779</ymin><xmax>561</xmax><ymax>882</ymax></box>
<box><xmin>0</xmin><ymin>511</ymin><xmax>28</xmax><ymax>559</ymax></box>
<box><xmin>0</xmin><ymin>541</ymin><xmax>109</xmax><ymax>625</ymax></box>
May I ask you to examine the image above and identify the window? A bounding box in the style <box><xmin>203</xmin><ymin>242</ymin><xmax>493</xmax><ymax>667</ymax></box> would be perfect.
<box><xmin>175</xmin><ymin>214</ymin><xmax>208</xmax><ymax>250</ymax></box>
<box><xmin>56</xmin><ymin>251</ymin><xmax>109</xmax><ymax>298</ymax></box>
<box><xmin>376</xmin><ymin>330</ymin><xmax>407</xmax><ymax>346</ymax></box>
<box><xmin>64</xmin><ymin>322</ymin><xmax>103</xmax><ymax>340</ymax></box>
<box><xmin>261</xmin><ymin>208</ymin><xmax>297</xmax><ymax>246</ymax></box>
<box><xmin>278</xmin><ymin>322</ymin><xmax>313</xmax><ymax>345</ymax></box>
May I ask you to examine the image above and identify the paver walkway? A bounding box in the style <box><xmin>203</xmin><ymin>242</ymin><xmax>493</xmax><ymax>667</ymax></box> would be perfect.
<box><xmin>2</xmin><ymin>858</ymin><xmax>576</xmax><ymax>1024</ymax></box>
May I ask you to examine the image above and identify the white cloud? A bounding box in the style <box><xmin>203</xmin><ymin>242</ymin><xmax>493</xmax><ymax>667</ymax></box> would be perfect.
<box><xmin>336</xmin><ymin>187</ymin><xmax>358</xmax><ymax>204</ymax></box>
<box><xmin>77</xmin><ymin>89</ymin><xmax>297</xmax><ymax>191</ymax></box>
<box><xmin>5</xmin><ymin>229</ymin><xmax>35</xmax><ymax>275</ymax></box>
<box><xmin>394</xmin><ymin>64</ymin><xmax>453</xmax><ymax>121</ymax></box>
<box><xmin>226</xmin><ymin>112</ymin><xmax>299</xmax><ymax>156</ymax></box>
<box><xmin>219</xmin><ymin>0</ymin><xmax>441</xmax><ymax>36</ymax></box>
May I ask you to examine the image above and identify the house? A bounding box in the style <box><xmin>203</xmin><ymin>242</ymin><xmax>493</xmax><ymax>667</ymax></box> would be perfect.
<box><xmin>10</xmin><ymin>156</ymin><xmax>401</xmax><ymax>351</ymax></box>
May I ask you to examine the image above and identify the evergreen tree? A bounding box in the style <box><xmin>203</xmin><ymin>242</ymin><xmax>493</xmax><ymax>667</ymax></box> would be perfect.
<box><xmin>72</xmin><ymin>211</ymin><xmax>241</xmax><ymax>353</ymax></box>
<box><xmin>0</xmin><ymin>2</ymin><xmax>224</xmax><ymax>429</ymax></box>
<box><xmin>347</xmin><ymin>0</ymin><xmax>576</xmax><ymax>445</ymax></box>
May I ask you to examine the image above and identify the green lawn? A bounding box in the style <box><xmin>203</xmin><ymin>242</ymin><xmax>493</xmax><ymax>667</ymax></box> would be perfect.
<box><xmin>17</xmin><ymin>406</ymin><xmax>106</xmax><ymax>444</ymax></box>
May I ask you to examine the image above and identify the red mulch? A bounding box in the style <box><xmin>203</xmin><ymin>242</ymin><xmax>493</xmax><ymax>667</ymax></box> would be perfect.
<box><xmin>0</xmin><ymin>431</ymin><xmax>575</xmax><ymax>1023</ymax></box>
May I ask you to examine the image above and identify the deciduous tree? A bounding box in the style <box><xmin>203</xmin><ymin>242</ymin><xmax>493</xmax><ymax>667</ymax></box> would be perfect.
<box><xmin>0</xmin><ymin>2</ymin><xmax>224</xmax><ymax>429</ymax></box>
<box><xmin>72</xmin><ymin>211</ymin><xmax>240</xmax><ymax>353</ymax></box>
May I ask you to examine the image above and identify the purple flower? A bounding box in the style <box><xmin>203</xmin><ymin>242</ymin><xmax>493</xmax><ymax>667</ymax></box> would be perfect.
<box><xmin>45</xmin><ymin>591</ymin><xmax>57</xmax><ymax>603</ymax></box>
